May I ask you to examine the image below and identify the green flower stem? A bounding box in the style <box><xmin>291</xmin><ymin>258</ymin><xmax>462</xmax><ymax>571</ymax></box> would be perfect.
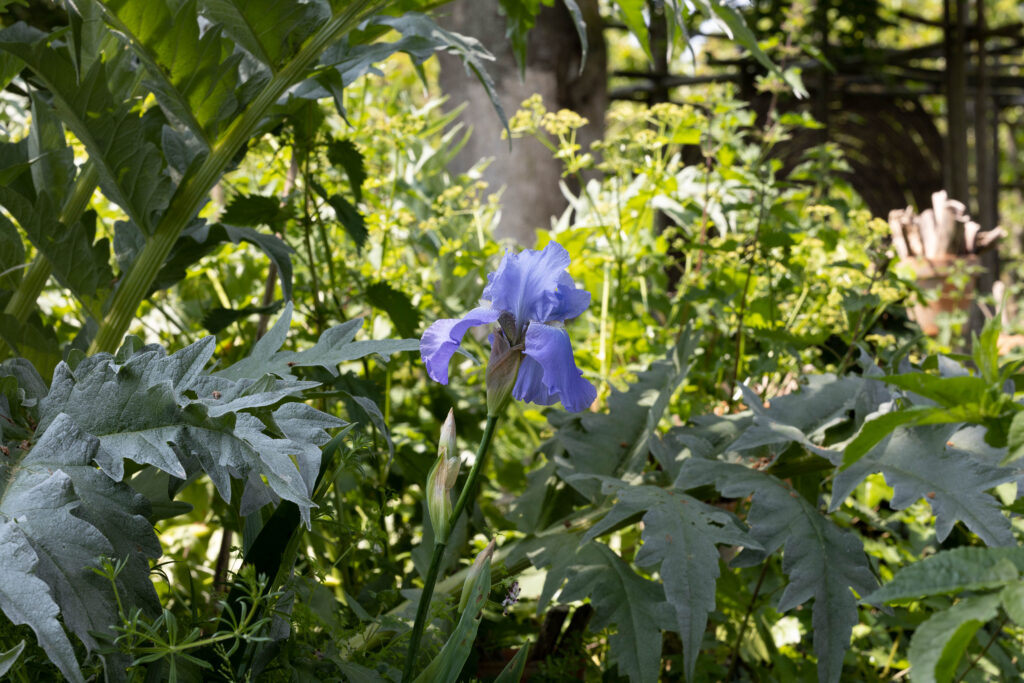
<box><xmin>403</xmin><ymin>543</ymin><xmax>446</xmax><ymax>680</ymax></box>
<box><xmin>448</xmin><ymin>415</ymin><xmax>499</xmax><ymax>529</ymax></box>
<box><xmin>88</xmin><ymin>0</ymin><xmax>386</xmax><ymax>354</ymax></box>
<box><xmin>346</xmin><ymin>506</ymin><xmax>606</xmax><ymax>657</ymax></box>
<box><xmin>402</xmin><ymin>414</ymin><xmax>500</xmax><ymax>681</ymax></box>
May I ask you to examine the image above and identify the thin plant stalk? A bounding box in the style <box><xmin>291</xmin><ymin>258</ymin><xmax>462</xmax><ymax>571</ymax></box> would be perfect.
<box><xmin>402</xmin><ymin>414</ymin><xmax>500</xmax><ymax>681</ymax></box>
<box><xmin>0</xmin><ymin>163</ymin><xmax>99</xmax><ymax>357</ymax></box>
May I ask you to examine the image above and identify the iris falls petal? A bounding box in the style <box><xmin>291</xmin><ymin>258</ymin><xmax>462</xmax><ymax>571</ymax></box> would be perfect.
<box><xmin>518</xmin><ymin>323</ymin><xmax>596</xmax><ymax>412</ymax></box>
<box><xmin>420</xmin><ymin>306</ymin><xmax>501</xmax><ymax>384</ymax></box>
<box><xmin>512</xmin><ymin>354</ymin><xmax>558</xmax><ymax>407</ymax></box>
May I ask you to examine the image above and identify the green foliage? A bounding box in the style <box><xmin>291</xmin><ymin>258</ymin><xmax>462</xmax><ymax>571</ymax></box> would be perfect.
<box><xmin>868</xmin><ymin>548</ymin><xmax>1024</xmax><ymax>682</ymax></box>
<box><xmin>94</xmin><ymin>558</ymin><xmax>283</xmax><ymax>680</ymax></box>
<box><xmin>0</xmin><ymin>639</ymin><xmax>25</xmax><ymax>677</ymax></box>
<box><xmin>683</xmin><ymin>459</ymin><xmax>876</xmax><ymax>683</ymax></box>
<box><xmin>867</xmin><ymin>547</ymin><xmax>1024</xmax><ymax>603</ymax></box>
<box><xmin>493</xmin><ymin>640</ymin><xmax>531</xmax><ymax>682</ymax></box>
<box><xmin>412</xmin><ymin>546</ymin><xmax>492</xmax><ymax>682</ymax></box>
<box><xmin>908</xmin><ymin>594</ymin><xmax>1002</xmax><ymax>683</ymax></box>
<box><xmin>582</xmin><ymin>477</ymin><xmax>760</xmax><ymax>681</ymax></box>
<box><xmin>0</xmin><ymin>305</ymin><xmax>403</xmax><ymax>680</ymax></box>
<box><xmin>1</xmin><ymin>1</ymin><xmax>1018</xmax><ymax>681</ymax></box>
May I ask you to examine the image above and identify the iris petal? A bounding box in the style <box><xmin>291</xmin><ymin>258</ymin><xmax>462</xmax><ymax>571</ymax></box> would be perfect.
<box><xmin>420</xmin><ymin>306</ymin><xmax>500</xmax><ymax>384</ymax></box>
<box><xmin>548</xmin><ymin>271</ymin><xmax>591</xmax><ymax>322</ymax></box>
<box><xmin>512</xmin><ymin>354</ymin><xmax>557</xmax><ymax>407</ymax></box>
<box><xmin>517</xmin><ymin>323</ymin><xmax>596</xmax><ymax>412</ymax></box>
<box><xmin>483</xmin><ymin>242</ymin><xmax>572</xmax><ymax>324</ymax></box>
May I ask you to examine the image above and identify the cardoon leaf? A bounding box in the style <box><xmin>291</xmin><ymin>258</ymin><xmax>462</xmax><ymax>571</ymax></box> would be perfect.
<box><xmin>0</xmin><ymin>24</ymin><xmax>174</xmax><ymax>234</ymax></box>
<box><xmin>1</xmin><ymin>408</ymin><xmax>162</xmax><ymax>683</ymax></box>
<box><xmin>27</xmin><ymin>90</ymin><xmax>74</xmax><ymax>202</ymax></box>
<box><xmin>581</xmin><ymin>477</ymin><xmax>760</xmax><ymax>681</ymax></box>
<box><xmin>198</xmin><ymin>0</ymin><xmax>327</xmax><ymax>72</ymax></box>
<box><xmin>218</xmin><ymin>305</ymin><xmax>417</xmax><ymax>381</ymax></box>
<box><xmin>318</xmin><ymin>13</ymin><xmax>508</xmax><ymax>133</ymax></box>
<box><xmin>0</xmin><ymin>210</ymin><xmax>25</xmax><ymax>293</ymax></box>
<box><xmin>832</xmin><ymin>424</ymin><xmax>1015</xmax><ymax>547</ymax></box>
<box><xmin>37</xmin><ymin>334</ymin><xmax>344</xmax><ymax>526</ymax></box>
<box><xmin>683</xmin><ymin>459</ymin><xmax>876</xmax><ymax>683</ymax></box>
<box><xmin>530</xmin><ymin>534</ymin><xmax>673</xmax><ymax>683</ymax></box>
<box><xmin>86</xmin><ymin>0</ymin><xmax>241</xmax><ymax>141</ymax></box>
<box><xmin>0</xmin><ymin>523</ymin><xmax>84</xmax><ymax>683</ymax></box>
<box><xmin>0</xmin><ymin>187</ymin><xmax>113</xmax><ymax>308</ymax></box>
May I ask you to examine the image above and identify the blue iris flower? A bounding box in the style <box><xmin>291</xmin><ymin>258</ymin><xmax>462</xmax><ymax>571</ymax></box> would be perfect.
<box><xmin>421</xmin><ymin>241</ymin><xmax>597</xmax><ymax>413</ymax></box>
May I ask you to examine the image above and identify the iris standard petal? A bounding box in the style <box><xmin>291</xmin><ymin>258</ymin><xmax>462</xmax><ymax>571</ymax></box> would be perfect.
<box><xmin>547</xmin><ymin>271</ymin><xmax>591</xmax><ymax>322</ymax></box>
<box><xmin>482</xmin><ymin>242</ymin><xmax>572</xmax><ymax>324</ymax></box>
<box><xmin>420</xmin><ymin>306</ymin><xmax>500</xmax><ymax>384</ymax></box>
<box><xmin>518</xmin><ymin>323</ymin><xmax>597</xmax><ymax>412</ymax></box>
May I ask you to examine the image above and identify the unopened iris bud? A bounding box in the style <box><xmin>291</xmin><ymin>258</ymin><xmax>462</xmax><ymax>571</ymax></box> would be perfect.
<box><xmin>439</xmin><ymin>407</ymin><xmax>457</xmax><ymax>460</ymax></box>
<box><xmin>427</xmin><ymin>409</ymin><xmax>461</xmax><ymax>541</ymax></box>
<box><xmin>485</xmin><ymin>326</ymin><xmax>522</xmax><ymax>417</ymax></box>
<box><xmin>459</xmin><ymin>538</ymin><xmax>496</xmax><ymax>612</ymax></box>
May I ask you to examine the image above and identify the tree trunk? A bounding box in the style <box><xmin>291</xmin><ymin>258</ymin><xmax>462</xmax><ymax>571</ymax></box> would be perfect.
<box><xmin>437</xmin><ymin>0</ymin><xmax>606</xmax><ymax>245</ymax></box>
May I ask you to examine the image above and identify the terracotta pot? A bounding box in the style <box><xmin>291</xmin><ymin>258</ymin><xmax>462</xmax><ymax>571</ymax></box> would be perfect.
<box><xmin>905</xmin><ymin>254</ymin><xmax>978</xmax><ymax>336</ymax></box>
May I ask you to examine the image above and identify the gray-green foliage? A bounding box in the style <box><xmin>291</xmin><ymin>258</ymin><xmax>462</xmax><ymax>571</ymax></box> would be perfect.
<box><xmin>834</xmin><ymin>423</ymin><xmax>1016</xmax><ymax>546</ymax></box>
<box><xmin>0</xmin><ymin>309</ymin><xmax>403</xmax><ymax>681</ymax></box>
<box><xmin>682</xmin><ymin>459</ymin><xmax>876</xmax><ymax>683</ymax></box>
<box><xmin>549</xmin><ymin>332</ymin><xmax>697</xmax><ymax>502</ymax></box>
<box><xmin>514</xmin><ymin>323</ymin><xmax>1023</xmax><ymax>682</ymax></box>
<box><xmin>581</xmin><ymin>477</ymin><xmax>760</xmax><ymax>681</ymax></box>
<box><xmin>527</xmin><ymin>533</ymin><xmax>674</xmax><ymax>683</ymax></box>
<box><xmin>0</xmin><ymin>391</ymin><xmax>161</xmax><ymax>683</ymax></box>
<box><xmin>519</xmin><ymin>338</ymin><xmax>737</xmax><ymax>682</ymax></box>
